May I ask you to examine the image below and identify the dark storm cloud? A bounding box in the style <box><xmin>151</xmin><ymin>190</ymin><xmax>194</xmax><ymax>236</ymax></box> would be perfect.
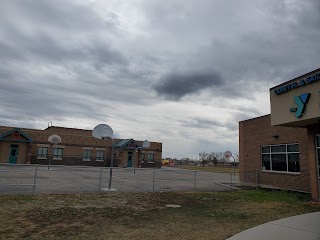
<box><xmin>180</xmin><ymin>117</ymin><xmax>237</xmax><ymax>132</ymax></box>
<box><xmin>0</xmin><ymin>0</ymin><xmax>137</xmax><ymax>125</ymax></box>
<box><xmin>0</xmin><ymin>0</ymin><xmax>126</xmax><ymax>66</ymax></box>
<box><xmin>2</xmin><ymin>0</ymin><xmax>116</xmax><ymax>31</ymax></box>
<box><xmin>1</xmin><ymin>0</ymin><xmax>320</xmax><ymax>158</ymax></box>
<box><xmin>0</xmin><ymin>24</ymin><xmax>126</xmax><ymax>67</ymax></box>
<box><xmin>154</xmin><ymin>72</ymin><xmax>223</xmax><ymax>100</ymax></box>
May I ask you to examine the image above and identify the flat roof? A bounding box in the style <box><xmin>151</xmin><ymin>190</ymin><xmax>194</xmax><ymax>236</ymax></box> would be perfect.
<box><xmin>270</xmin><ymin>67</ymin><xmax>320</xmax><ymax>90</ymax></box>
<box><xmin>239</xmin><ymin>114</ymin><xmax>270</xmax><ymax>123</ymax></box>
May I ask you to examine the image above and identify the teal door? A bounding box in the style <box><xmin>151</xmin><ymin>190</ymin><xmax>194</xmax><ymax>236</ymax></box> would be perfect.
<box><xmin>8</xmin><ymin>145</ymin><xmax>19</xmax><ymax>164</ymax></box>
<box><xmin>127</xmin><ymin>152</ymin><xmax>133</xmax><ymax>167</ymax></box>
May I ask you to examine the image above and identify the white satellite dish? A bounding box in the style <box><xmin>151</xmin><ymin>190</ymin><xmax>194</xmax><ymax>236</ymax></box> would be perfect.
<box><xmin>92</xmin><ymin>124</ymin><xmax>113</xmax><ymax>140</ymax></box>
<box><xmin>224</xmin><ymin>150</ymin><xmax>232</xmax><ymax>158</ymax></box>
<box><xmin>143</xmin><ymin>140</ymin><xmax>150</xmax><ymax>148</ymax></box>
<box><xmin>48</xmin><ymin>134</ymin><xmax>62</xmax><ymax>145</ymax></box>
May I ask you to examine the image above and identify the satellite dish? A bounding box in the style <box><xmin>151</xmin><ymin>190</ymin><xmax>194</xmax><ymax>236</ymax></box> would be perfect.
<box><xmin>224</xmin><ymin>150</ymin><xmax>232</xmax><ymax>158</ymax></box>
<box><xmin>48</xmin><ymin>135</ymin><xmax>62</xmax><ymax>145</ymax></box>
<box><xmin>92</xmin><ymin>124</ymin><xmax>113</xmax><ymax>140</ymax></box>
<box><xmin>143</xmin><ymin>140</ymin><xmax>150</xmax><ymax>148</ymax></box>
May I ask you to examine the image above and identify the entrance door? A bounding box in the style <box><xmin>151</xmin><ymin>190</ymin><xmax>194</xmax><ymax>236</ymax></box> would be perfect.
<box><xmin>8</xmin><ymin>145</ymin><xmax>19</xmax><ymax>164</ymax></box>
<box><xmin>127</xmin><ymin>152</ymin><xmax>133</xmax><ymax>167</ymax></box>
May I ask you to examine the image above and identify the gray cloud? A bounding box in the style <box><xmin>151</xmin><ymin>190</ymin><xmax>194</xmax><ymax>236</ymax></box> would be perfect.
<box><xmin>154</xmin><ymin>72</ymin><xmax>223</xmax><ymax>100</ymax></box>
<box><xmin>1</xmin><ymin>0</ymin><xmax>320</xmax><ymax>158</ymax></box>
<box><xmin>180</xmin><ymin>117</ymin><xmax>237</xmax><ymax>132</ymax></box>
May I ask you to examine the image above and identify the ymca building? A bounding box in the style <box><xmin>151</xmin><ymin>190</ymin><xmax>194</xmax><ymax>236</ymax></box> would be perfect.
<box><xmin>0</xmin><ymin>125</ymin><xmax>162</xmax><ymax>168</ymax></box>
<box><xmin>240</xmin><ymin>68</ymin><xmax>320</xmax><ymax>201</ymax></box>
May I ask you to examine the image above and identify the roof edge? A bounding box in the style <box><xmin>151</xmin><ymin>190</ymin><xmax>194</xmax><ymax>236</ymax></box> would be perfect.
<box><xmin>239</xmin><ymin>114</ymin><xmax>270</xmax><ymax>123</ymax></box>
<box><xmin>270</xmin><ymin>67</ymin><xmax>320</xmax><ymax>90</ymax></box>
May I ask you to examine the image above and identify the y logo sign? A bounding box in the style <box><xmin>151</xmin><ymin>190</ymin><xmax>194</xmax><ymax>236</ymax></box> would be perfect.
<box><xmin>289</xmin><ymin>93</ymin><xmax>311</xmax><ymax>118</ymax></box>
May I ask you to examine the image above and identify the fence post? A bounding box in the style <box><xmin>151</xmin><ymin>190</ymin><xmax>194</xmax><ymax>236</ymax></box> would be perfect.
<box><xmin>108</xmin><ymin>167</ymin><xmax>113</xmax><ymax>190</ymax></box>
<box><xmin>194</xmin><ymin>170</ymin><xmax>197</xmax><ymax>189</ymax></box>
<box><xmin>256</xmin><ymin>169</ymin><xmax>258</xmax><ymax>189</ymax></box>
<box><xmin>32</xmin><ymin>165</ymin><xmax>38</xmax><ymax>195</ymax></box>
<box><xmin>98</xmin><ymin>166</ymin><xmax>103</xmax><ymax>192</ymax></box>
<box><xmin>152</xmin><ymin>168</ymin><xmax>155</xmax><ymax>192</ymax></box>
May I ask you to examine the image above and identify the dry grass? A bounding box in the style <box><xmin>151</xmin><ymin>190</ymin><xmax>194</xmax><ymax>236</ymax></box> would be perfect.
<box><xmin>0</xmin><ymin>190</ymin><xmax>319</xmax><ymax>240</ymax></box>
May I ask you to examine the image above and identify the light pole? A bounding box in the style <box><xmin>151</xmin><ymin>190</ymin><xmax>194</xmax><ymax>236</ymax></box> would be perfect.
<box><xmin>224</xmin><ymin>150</ymin><xmax>236</xmax><ymax>177</ymax></box>
<box><xmin>133</xmin><ymin>140</ymin><xmax>150</xmax><ymax>175</ymax></box>
<box><xmin>48</xmin><ymin>134</ymin><xmax>61</xmax><ymax>170</ymax></box>
<box><xmin>93</xmin><ymin>124</ymin><xmax>114</xmax><ymax>190</ymax></box>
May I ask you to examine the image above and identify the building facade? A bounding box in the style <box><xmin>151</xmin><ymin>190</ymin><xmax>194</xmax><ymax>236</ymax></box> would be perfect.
<box><xmin>0</xmin><ymin>126</ymin><xmax>162</xmax><ymax>168</ymax></box>
<box><xmin>240</xmin><ymin>68</ymin><xmax>320</xmax><ymax>201</ymax></box>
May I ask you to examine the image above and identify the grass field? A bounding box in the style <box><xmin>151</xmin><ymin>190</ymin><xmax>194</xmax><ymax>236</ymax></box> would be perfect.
<box><xmin>181</xmin><ymin>165</ymin><xmax>239</xmax><ymax>173</ymax></box>
<box><xmin>0</xmin><ymin>190</ymin><xmax>319</xmax><ymax>240</ymax></box>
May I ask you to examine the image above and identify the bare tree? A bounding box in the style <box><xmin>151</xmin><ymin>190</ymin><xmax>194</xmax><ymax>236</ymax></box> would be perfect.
<box><xmin>199</xmin><ymin>152</ymin><xmax>208</xmax><ymax>166</ymax></box>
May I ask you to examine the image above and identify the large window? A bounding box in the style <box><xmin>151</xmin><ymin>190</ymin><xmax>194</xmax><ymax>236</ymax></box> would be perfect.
<box><xmin>83</xmin><ymin>150</ymin><xmax>92</xmax><ymax>160</ymax></box>
<box><xmin>140</xmin><ymin>153</ymin><xmax>145</xmax><ymax>163</ymax></box>
<box><xmin>37</xmin><ymin>147</ymin><xmax>48</xmax><ymax>159</ymax></box>
<box><xmin>147</xmin><ymin>153</ymin><xmax>154</xmax><ymax>163</ymax></box>
<box><xmin>53</xmin><ymin>148</ymin><xmax>63</xmax><ymax>159</ymax></box>
<box><xmin>96</xmin><ymin>150</ymin><xmax>104</xmax><ymax>161</ymax></box>
<box><xmin>261</xmin><ymin>144</ymin><xmax>300</xmax><ymax>172</ymax></box>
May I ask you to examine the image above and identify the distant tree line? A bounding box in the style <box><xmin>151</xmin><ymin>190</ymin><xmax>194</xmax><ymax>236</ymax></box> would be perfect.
<box><xmin>166</xmin><ymin>152</ymin><xmax>239</xmax><ymax>167</ymax></box>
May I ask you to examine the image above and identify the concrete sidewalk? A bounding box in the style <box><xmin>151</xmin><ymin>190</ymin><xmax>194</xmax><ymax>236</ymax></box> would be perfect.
<box><xmin>227</xmin><ymin>211</ymin><xmax>320</xmax><ymax>240</ymax></box>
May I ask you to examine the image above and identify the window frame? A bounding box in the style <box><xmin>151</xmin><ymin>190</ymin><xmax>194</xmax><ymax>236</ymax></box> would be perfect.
<box><xmin>140</xmin><ymin>153</ymin><xmax>145</xmax><ymax>163</ymax></box>
<box><xmin>95</xmin><ymin>150</ymin><xmax>104</xmax><ymax>162</ymax></box>
<box><xmin>82</xmin><ymin>149</ymin><xmax>92</xmax><ymax>161</ymax></box>
<box><xmin>147</xmin><ymin>153</ymin><xmax>154</xmax><ymax>163</ymax></box>
<box><xmin>37</xmin><ymin>147</ymin><xmax>48</xmax><ymax>159</ymax></box>
<box><xmin>53</xmin><ymin>148</ymin><xmax>63</xmax><ymax>160</ymax></box>
<box><xmin>261</xmin><ymin>143</ymin><xmax>300</xmax><ymax>173</ymax></box>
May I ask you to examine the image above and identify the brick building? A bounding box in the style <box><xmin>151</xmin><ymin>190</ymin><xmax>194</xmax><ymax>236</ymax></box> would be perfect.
<box><xmin>0</xmin><ymin>125</ymin><xmax>162</xmax><ymax>168</ymax></box>
<box><xmin>239</xmin><ymin>68</ymin><xmax>320</xmax><ymax>201</ymax></box>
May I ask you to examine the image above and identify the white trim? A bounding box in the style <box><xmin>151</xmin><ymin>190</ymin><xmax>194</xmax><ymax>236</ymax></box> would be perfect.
<box><xmin>53</xmin><ymin>145</ymin><xmax>65</xmax><ymax>148</ymax></box>
<box><xmin>52</xmin><ymin>157</ymin><xmax>62</xmax><ymax>160</ymax></box>
<box><xmin>82</xmin><ymin>147</ymin><xmax>93</xmax><ymax>150</ymax></box>
<box><xmin>37</xmin><ymin>144</ymin><xmax>50</xmax><ymax>147</ymax></box>
<box><xmin>261</xmin><ymin>170</ymin><xmax>301</xmax><ymax>175</ymax></box>
<box><xmin>95</xmin><ymin>159</ymin><xmax>104</xmax><ymax>162</ymax></box>
<box><xmin>82</xmin><ymin>159</ymin><xmax>91</xmax><ymax>161</ymax></box>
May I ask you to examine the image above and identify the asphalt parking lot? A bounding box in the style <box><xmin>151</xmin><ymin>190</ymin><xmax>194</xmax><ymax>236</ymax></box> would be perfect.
<box><xmin>0</xmin><ymin>164</ymin><xmax>239</xmax><ymax>195</ymax></box>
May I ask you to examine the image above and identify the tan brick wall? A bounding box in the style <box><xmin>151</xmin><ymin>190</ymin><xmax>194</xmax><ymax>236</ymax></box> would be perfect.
<box><xmin>239</xmin><ymin>115</ymin><xmax>313</xmax><ymax>194</ymax></box>
<box><xmin>307</xmin><ymin>124</ymin><xmax>320</xmax><ymax>200</ymax></box>
<box><xmin>0</xmin><ymin>142</ymin><xmax>28</xmax><ymax>164</ymax></box>
<box><xmin>0</xmin><ymin>142</ymin><xmax>9</xmax><ymax>163</ymax></box>
<box><xmin>0</xmin><ymin>126</ymin><xmax>162</xmax><ymax>168</ymax></box>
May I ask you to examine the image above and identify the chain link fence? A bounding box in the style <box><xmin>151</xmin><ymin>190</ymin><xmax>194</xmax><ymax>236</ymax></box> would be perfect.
<box><xmin>0</xmin><ymin>164</ymin><xmax>240</xmax><ymax>195</ymax></box>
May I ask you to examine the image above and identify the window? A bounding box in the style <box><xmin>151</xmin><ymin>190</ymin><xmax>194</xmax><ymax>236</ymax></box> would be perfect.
<box><xmin>140</xmin><ymin>153</ymin><xmax>145</xmax><ymax>163</ymax></box>
<box><xmin>83</xmin><ymin>150</ymin><xmax>92</xmax><ymax>160</ymax></box>
<box><xmin>53</xmin><ymin>148</ymin><xmax>63</xmax><ymax>159</ymax></box>
<box><xmin>128</xmin><ymin>143</ymin><xmax>135</xmax><ymax>149</ymax></box>
<box><xmin>37</xmin><ymin>147</ymin><xmax>48</xmax><ymax>159</ymax></box>
<box><xmin>147</xmin><ymin>153</ymin><xmax>154</xmax><ymax>163</ymax></box>
<box><xmin>96</xmin><ymin>150</ymin><xmax>104</xmax><ymax>161</ymax></box>
<box><xmin>12</xmin><ymin>132</ymin><xmax>21</xmax><ymax>140</ymax></box>
<box><xmin>261</xmin><ymin>144</ymin><xmax>300</xmax><ymax>172</ymax></box>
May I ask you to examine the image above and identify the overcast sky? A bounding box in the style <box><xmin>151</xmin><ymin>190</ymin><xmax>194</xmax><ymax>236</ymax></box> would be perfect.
<box><xmin>1</xmin><ymin>0</ymin><xmax>320</xmax><ymax>159</ymax></box>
